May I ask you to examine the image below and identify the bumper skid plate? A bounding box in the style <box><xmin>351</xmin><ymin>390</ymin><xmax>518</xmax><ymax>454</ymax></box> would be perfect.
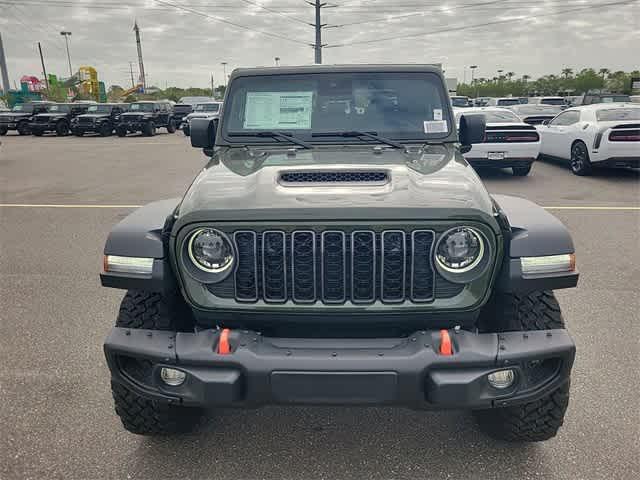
<box><xmin>105</xmin><ymin>327</ymin><xmax>575</xmax><ymax>409</ymax></box>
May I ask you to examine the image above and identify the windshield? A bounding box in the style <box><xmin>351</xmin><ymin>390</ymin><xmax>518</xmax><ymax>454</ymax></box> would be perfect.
<box><xmin>178</xmin><ymin>96</ymin><xmax>213</xmax><ymax>104</ymax></box>
<box><xmin>195</xmin><ymin>103</ymin><xmax>220</xmax><ymax>112</ymax></box>
<box><xmin>451</xmin><ymin>97</ymin><xmax>469</xmax><ymax>107</ymax></box>
<box><xmin>596</xmin><ymin>108</ymin><xmax>640</xmax><ymax>121</ymax></box>
<box><xmin>540</xmin><ymin>98</ymin><xmax>565</xmax><ymax>106</ymax></box>
<box><xmin>222</xmin><ymin>72</ymin><xmax>450</xmax><ymax>143</ymax></box>
<box><xmin>600</xmin><ymin>95</ymin><xmax>631</xmax><ymax>103</ymax></box>
<box><xmin>12</xmin><ymin>104</ymin><xmax>33</xmax><ymax>112</ymax></box>
<box><xmin>496</xmin><ymin>98</ymin><xmax>520</xmax><ymax>106</ymax></box>
<box><xmin>48</xmin><ymin>105</ymin><xmax>70</xmax><ymax>113</ymax></box>
<box><xmin>457</xmin><ymin>110</ymin><xmax>520</xmax><ymax>123</ymax></box>
<box><xmin>87</xmin><ymin>105</ymin><xmax>113</xmax><ymax>113</ymax></box>
<box><xmin>514</xmin><ymin>106</ymin><xmax>562</xmax><ymax>115</ymax></box>
<box><xmin>129</xmin><ymin>103</ymin><xmax>155</xmax><ymax>112</ymax></box>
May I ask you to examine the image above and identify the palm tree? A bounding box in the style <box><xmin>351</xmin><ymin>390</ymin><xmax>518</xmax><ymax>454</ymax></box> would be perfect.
<box><xmin>561</xmin><ymin>68</ymin><xmax>573</xmax><ymax>79</ymax></box>
<box><xmin>598</xmin><ymin>68</ymin><xmax>610</xmax><ymax>80</ymax></box>
<box><xmin>522</xmin><ymin>74</ymin><xmax>531</xmax><ymax>83</ymax></box>
<box><xmin>507</xmin><ymin>72</ymin><xmax>515</xmax><ymax>81</ymax></box>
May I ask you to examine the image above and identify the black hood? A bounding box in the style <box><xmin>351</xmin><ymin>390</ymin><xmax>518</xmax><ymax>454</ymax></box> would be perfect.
<box><xmin>174</xmin><ymin>144</ymin><xmax>497</xmax><ymax>230</ymax></box>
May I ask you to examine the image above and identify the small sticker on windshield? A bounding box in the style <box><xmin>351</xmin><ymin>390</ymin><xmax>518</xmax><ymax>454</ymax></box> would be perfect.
<box><xmin>433</xmin><ymin>109</ymin><xmax>443</xmax><ymax>121</ymax></box>
<box><xmin>424</xmin><ymin>120</ymin><xmax>448</xmax><ymax>134</ymax></box>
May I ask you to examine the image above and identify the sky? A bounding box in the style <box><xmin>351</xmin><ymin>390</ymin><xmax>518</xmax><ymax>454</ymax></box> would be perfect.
<box><xmin>1</xmin><ymin>0</ymin><xmax>638</xmax><ymax>89</ymax></box>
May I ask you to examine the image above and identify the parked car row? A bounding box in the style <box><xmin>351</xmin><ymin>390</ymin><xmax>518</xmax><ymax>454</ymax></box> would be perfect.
<box><xmin>459</xmin><ymin>93</ymin><xmax>633</xmax><ymax>109</ymax></box>
<box><xmin>454</xmin><ymin>102</ymin><xmax>640</xmax><ymax>176</ymax></box>
<box><xmin>0</xmin><ymin>99</ymin><xmax>223</xmax><ymax>138</ymax></box>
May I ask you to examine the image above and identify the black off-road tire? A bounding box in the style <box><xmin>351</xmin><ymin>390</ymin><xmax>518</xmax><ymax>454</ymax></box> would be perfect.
<box><xmin>17</xmin><ymin>122</ymin><xmax>30</xmax><ymax>135</ymax></box>
<box><xmin>0</xmin><ymin>126</ymin><xmax>7</xmax><ymax>136</ymax></box>
<box><xmin>570</xmin><ymin>141</ymin><xmax>592</xmax><ymax>176</ymax></box>
<box><xmin>512</xmin><ymin>164</ymin><xmax>532</xmax><ymax>176</ymax></box>
<box><xmin>183</xmin><ymin>124</ymin><xmax>190</xmax><ymax>136</ymax></box>
<box><xmin>166</xmin><ymin>118</ymin><xmax>176</xmax><ymax>133</ymax></box>
<box><xmin>56</xmin><ymin>121</ymin><xmax>69</xmax><ymax>136</ymax></box>
<box><xmin>33</xmin><ymin>130</ymin><xmax>43</xmax><ymax>136</ymax></box>
<box><xmin>116</xmin><ymin>126</ymin><xmax>127</xmax><ymax>137</ymax></box>
<box><xmin>474</xmin><ymin>291</ymin><xmax>570</xmax><ymax>442</ymax></box>
<box><xmin>111</xmin><ymin>381</ymin><xmax>202</xmax><ymax>435</ymax></box>
<box><xmin>111</xmin><ymin>290</ymin><xmax>201</xmax><ymax>435</ymax></box>
<box><xmin>143</xmin><ymin>121</ymin><xmax>155</xmax><ymax>137</ymax></box>
<box><xmin>99</xmin><ymin>122</ymin><xmax>112</xmax><ymax>137</ymax></box>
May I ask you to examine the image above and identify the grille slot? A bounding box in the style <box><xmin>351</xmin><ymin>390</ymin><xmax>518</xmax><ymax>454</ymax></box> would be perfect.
<box><xmin>224</xmin><ymin>229</ymin><xmax>454</xmax><ymax>305</ymax></box>
<box><xmin>279</xmin><ymin>170</ymin><xmax>389</xmax><ymax>185</ymax></box>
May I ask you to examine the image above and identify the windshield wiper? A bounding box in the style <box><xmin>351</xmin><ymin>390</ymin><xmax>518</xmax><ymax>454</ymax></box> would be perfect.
<box><xmin>228</xmin><ymin>131</ymin><xmax>313</xmax><ymax>149</ymax></box>
<box><xmin>312</xmin><ymin>131</ymin><xmax>405</xmax><ymax>149</ymax></box>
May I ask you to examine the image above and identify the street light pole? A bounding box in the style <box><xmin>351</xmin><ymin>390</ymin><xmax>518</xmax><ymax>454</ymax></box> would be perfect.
<box><xmin>60</xmin><ymin>31</ymin><xmax>73</xmax><ymax>77</ymax></box>
<box><xmin>470</xmin><ymin>65</ymin><xmax>478</xmax><ymax>98</ymax></box>
<box><xmin>221</xmin><ymin>62</ymin><xmax>228</xmax><ymax>87</ymax></box>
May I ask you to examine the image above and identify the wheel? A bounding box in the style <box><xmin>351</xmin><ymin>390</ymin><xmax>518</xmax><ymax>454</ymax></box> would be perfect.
<box><xmin>143</xmin><ymin>121</ymin><xmax>155</xmax><ymax>136</ymax></box>
<box><xmin>110</xmin><ymin>291</ymin><xmax>201</xmax><ymax>435</ymax></box>
<box><xmin>474</xmin><ymin>291</ymin><xmax>570</xmax><ymax>442</ymax></box>
<box><xmin>56</xmin><ymin>121</ymin><xmax>69</xmax><ymax>136</ymax></box>
<box><xmin>33</xmin><ymin>130</ymin><xmax>43</xmax><ymax>136</ymax></box>
<box><xmin>512</xmin><ymin>164</ymin><xmax>532</xmax><ymax>176</ymax></box>
<box><xmin>0</xmin><ymin>126</ymin><xmax>7</xmax><ymax>136</ymax></box>
<box><xmin>166</xmin><ymin>118</ymin><xmax>176</xmax><ymax>133</ymax></box>
<box><xmin>73</xmin><ymin>129</ymin><xmax>83</xmax><ymax>137</ymax></box>
<box><xmin>183</xmin><ymin>124</ymin><xmax>190</xmax><ymax>136</ymax></box>
<box><xmin>99</xmin><ymin>122</ymin><xmax>112</xmax><ymax>137</ymax></box>
<box><xmin>17</xmin><ymin>122</ymin><xmax>30</xmax><ymax>135</ymax></box>
<box><xmin>116</xmin><ymin>126</ymin><xmax>127</xmax><ymax>137</ymax></box>
<box><xmin>570</xmin><ymin>141</ymin><xmax>592</xmax><ymax>176</ymax></box>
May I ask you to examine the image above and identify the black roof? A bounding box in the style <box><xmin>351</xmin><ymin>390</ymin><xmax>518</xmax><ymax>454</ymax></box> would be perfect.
<box><xmin>230</xmin><ymin>64</ymin><xmax>444</xmax><ymax>79</ymax></box>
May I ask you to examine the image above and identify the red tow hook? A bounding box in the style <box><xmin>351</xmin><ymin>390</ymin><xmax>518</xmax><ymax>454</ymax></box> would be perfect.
<box><xmin>439</xmin><ymin>329</ymin><xmax>453</xmax><ymax>356</ymax></box>
<box><xmin>217</xmin><ymin>328</ymin><xmax>231</xmax><ymax>355</ymax></box>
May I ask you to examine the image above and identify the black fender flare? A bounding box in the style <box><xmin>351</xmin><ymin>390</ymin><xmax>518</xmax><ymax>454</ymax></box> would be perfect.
<box><xmin>100</xmin><ymin>198</ymin><xmax>180</xmax><ymax>293</ymax></box>
<box><xmin>492</xmin><ymin>194</ymin><xmax>579</xmax><ymax>293</ymax></box>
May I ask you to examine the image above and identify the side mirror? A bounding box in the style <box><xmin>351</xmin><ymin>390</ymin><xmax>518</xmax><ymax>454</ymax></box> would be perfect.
<box><xmin>458</xmin><ymin>114</ymin><xmax>485</xmax><ymax>152</ymax></box>
<box><xmin>190</xmin><ymin>117</ymin><xmax>217</xmax><ymax>149</ymax></box>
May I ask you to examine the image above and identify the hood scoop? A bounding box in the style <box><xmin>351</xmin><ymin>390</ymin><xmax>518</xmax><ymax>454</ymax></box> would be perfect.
<box><xmin>278</xmin><ymin>170</ymin><xmax>390</xmax><ymax>186</ymax></box>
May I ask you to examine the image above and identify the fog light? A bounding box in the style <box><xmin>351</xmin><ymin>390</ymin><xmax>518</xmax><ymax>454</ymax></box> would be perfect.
<box><xmin>487</xmin><ymin>369</ymin><xmax>516</xmax><ymax>389</ymax></box>
<box><xmin>160</xmin><ymin>367</ymin><xmax>186</xmax><ymax>386</ymax></box>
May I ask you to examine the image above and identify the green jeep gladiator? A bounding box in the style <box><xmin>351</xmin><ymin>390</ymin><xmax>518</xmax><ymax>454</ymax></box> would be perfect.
<box><xmin>101</xmin><ymin>65</ymin><xmax>578</xmax><ymax>442</ymax></box>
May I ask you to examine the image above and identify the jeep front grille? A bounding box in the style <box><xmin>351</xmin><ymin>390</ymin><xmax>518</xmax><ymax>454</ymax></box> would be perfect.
<box><xmin>207</xmin><ymin>228</ymin><xmax>463</xmax><ymax>305</ymax></box>
<box><xmin>78</xmin><ymin>117</ymin><xmax>94</xmax><ymax>124</ymax></box>
<box><xmin>35</xmin><ymin>116</ymin><xmax>49</xmax><ymax>123</ymax></box>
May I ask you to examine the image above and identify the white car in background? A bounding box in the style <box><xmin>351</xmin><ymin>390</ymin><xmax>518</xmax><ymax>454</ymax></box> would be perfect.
<box><xmin>454</xmin><ymin>107</ymin><xmax>541</xmax><ymax>176</ymax></box>
<box><xmin>537</xmin><ymin>103</ymin><xmax>640</xmax><ymax>175</ymax></box>
<box><xmin>181</xmin><ymin>101</ymin><xmax>223</xmax><ymax>136</ymax></box>
<box><xmin>507</xmin><ymin>104</ymin><xmax>563</xmax><ymax>126</ymax></box>
<box><xmin>486</xmin><ymin>97</ymin><xmax>521</xmax><ymax>107</ymax></box>
<box><xmin>528</xmin><ymin>96</ymin><xmax>567</xmax><ymax>107</ymax></box>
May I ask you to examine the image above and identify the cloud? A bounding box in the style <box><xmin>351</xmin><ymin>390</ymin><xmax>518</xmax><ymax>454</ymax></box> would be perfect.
<box><xmin>1</xmin><ymin>0</ymin><xmax>638</xmax><ymax>89</ymax></box>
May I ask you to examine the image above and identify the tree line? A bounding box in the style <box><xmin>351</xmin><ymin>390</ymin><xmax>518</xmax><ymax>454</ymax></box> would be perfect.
<box><xmin>457</xmin><ymin>68</ymin><xmax>639</xmax><ymax>98</ymax></box>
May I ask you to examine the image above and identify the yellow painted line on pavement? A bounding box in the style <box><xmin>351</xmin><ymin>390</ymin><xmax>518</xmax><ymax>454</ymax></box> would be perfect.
<box><xmin>0</xmin><ymin>204</ymin><xmax>638</xmax><ymax>211</ymax></box>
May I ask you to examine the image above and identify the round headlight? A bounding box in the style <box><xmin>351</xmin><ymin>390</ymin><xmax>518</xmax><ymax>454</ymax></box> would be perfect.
<box><xmin>188</xmin><ymin>228</ymin><xmax>234</xmax><ymax>273</ymax></box>
<box><xmin>435</xmin><ymin>227</ymin><xmax>485</xmax><ymax>273</ymax></box>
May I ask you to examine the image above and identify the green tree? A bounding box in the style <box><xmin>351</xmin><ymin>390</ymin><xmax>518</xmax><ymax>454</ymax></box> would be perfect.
<box><xmin>562</xmin><ymin>68</ymin><xmax>573</xmax><ymax>79</ymax></box>
<box><xmin>598</xmin><ymin>68</ymin><xmax>610</xmax><ymax>80</ymax></box>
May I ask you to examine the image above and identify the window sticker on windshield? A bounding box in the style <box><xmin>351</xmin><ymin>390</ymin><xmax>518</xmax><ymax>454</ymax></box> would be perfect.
<box><xmin>433</xmin><ymin>109</ymin><xmax>443</xmax><ymax>121</ymax></box>
<box><xmin>243</xmin><ymin>91</ymin><xmax>313</xmax><ymax>130</ymax></box>
<box><xmin>424</xmin><ymin>120</ymin><xmax>448</xmax><ymax>134</ymax></box>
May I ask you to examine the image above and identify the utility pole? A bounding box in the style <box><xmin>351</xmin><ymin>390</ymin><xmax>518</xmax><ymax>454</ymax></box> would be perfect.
<box><xmin>38</xmin><ymin>43</ymin><xmax>49</xmax><ymax>91</ymax></box>
<box><xmin>312</xmin><ymin>0</ymin><xmax>326</xmax><ymax>64</ymax></box>
<box><xmin>210</xmin><ymin>73</ymin><xmax>214</xmax><ymax>97</ymax></box>
<box><xmin>134</xmin><ymin>21</ymin><xmax>146</xmax><ymax>91</ymax></box>
<box><xmin>60</xmin><ymin>31</ymin><xmax>73</xmax><ymax>77</ymax></box>
<box><xmin>129</xmin><ymin>62</ymin><xmax>135</xmax><ymax>88</ymax></box>
<box><xmin>0</xmin><ymin>32</ymin><xmax>11</xmax><ymax>94</ymax></box>
<box><xmin>221</xmin><ymin>62</ymin><xmax>228</xmax><ymax>87</ymax></box>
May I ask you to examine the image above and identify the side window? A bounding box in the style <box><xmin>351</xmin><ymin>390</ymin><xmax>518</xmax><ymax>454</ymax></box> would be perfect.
<box><xmin>550</xmin><ymin>111</ymin><xmax>579</xmax><ymax>126</ymax></box>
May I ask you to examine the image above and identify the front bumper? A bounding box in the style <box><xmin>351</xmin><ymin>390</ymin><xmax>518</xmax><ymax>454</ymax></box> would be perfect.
<box><xmin>105</xmin><ymin>326</ymin><xmax>574</xmax><ymax>410</ymax></box>
<box><xmin>30</xmin><ymin>122</ymin><xmax>57</xmax><ymax>133</ymax></box>
<box><xmin>119</xmin><ymin>122</ymin><xmax>145</xmax><ymax>131</ymax></box>
<box><xmin>467</xmin><ymin>158</ymin><xmax>535</xmax><ymax>168</ymax></box>
<box><xmin>0</xmin><ymin>121</ymin><xmax>17</xmax><ymax>129</ymax></box>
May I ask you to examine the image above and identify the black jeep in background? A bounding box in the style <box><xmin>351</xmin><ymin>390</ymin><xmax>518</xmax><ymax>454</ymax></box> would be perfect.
<box><xmin>0</xmin><ymin>101</ymin><xmax>54</xmax><ymax>136</ymax></box>
<box><xmin>71</xmin><ymin>103</ymin><xmax>129</xmax><ymax>137</ymax></box>
<box><xmin>116</xmin><ymin>101</ymin><xmax>176</xmax><ymax>137</ymax></box>
<box><xmin>30</xmin><ymin>103</ymin><xmax>91</xmax><ymax>136</ymax></box>
<box><xmin>173</xmin><ymin>96</ymin><xmax>215</xmax><ymax>129</ymax></box>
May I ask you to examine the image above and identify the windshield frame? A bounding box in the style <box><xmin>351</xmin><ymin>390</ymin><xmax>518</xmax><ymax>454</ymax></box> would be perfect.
<box><xmin>129</xmin><ymin>103</ymin><xmax>155</xmax><ymax>112</ymax></box>
<box><xmin>218</xmin><ymin>71</ymin><xmax>454</xmax><ymax>146</ymax></box>
<box><xmin>12</xmin><ymin>104</ymin><xmax>33</xmax><ymax>113</ymax></box>
<box><xmin>194</xmin><ymin>103</ymin><xmax>220</xmax><ymax>112</ymax></box>
<box><xmin>87</xmin><ymin>105</ymin><xmax>114</xmax><ymax>114</ymax></box>
<box><xmin>47</xmin><ymin>104</ymin><xmax>71</xmax><ymax>113</ymax></box>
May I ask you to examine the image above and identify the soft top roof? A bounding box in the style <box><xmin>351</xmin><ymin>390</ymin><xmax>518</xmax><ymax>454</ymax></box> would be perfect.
<box><xmin>229</xmin><ymin>64</ymin><xmax>444</xmax><ymax>80</ymax></box>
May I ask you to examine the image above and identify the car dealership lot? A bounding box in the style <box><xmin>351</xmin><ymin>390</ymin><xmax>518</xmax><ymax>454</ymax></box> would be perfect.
<box><xmin>1</xmin><ymin>134</ymin><xmax>638</xmax><ymax>479</ymax></box>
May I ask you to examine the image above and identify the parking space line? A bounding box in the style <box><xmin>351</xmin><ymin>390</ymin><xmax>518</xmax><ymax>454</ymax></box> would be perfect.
<box><xmin>1</xmin><ymin>204</ymin><xmax>638</xmax><ymax>210</ymax></box>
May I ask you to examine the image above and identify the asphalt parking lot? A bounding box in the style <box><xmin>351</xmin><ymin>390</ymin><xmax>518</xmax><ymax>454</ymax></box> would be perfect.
<box><xmin>1</xmin><ymin>131</ymin><xmax>639</xmax><ymax>480</ymax></box>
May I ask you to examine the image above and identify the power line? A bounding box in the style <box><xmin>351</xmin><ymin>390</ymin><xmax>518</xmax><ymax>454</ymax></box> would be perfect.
<box><xmin>326</xmin><ymin>0</ymin><xmax>639</xmax><ymax>48</ymax></box>
<box><xmin>154</xmin><ymin>0</ymin><xmax>310</xmax><ymax>45</ymax></box>
<box><xmin>236</xmin><ymin>0</ymin><xmax>312</xmax><ymax>26</ymax></box>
